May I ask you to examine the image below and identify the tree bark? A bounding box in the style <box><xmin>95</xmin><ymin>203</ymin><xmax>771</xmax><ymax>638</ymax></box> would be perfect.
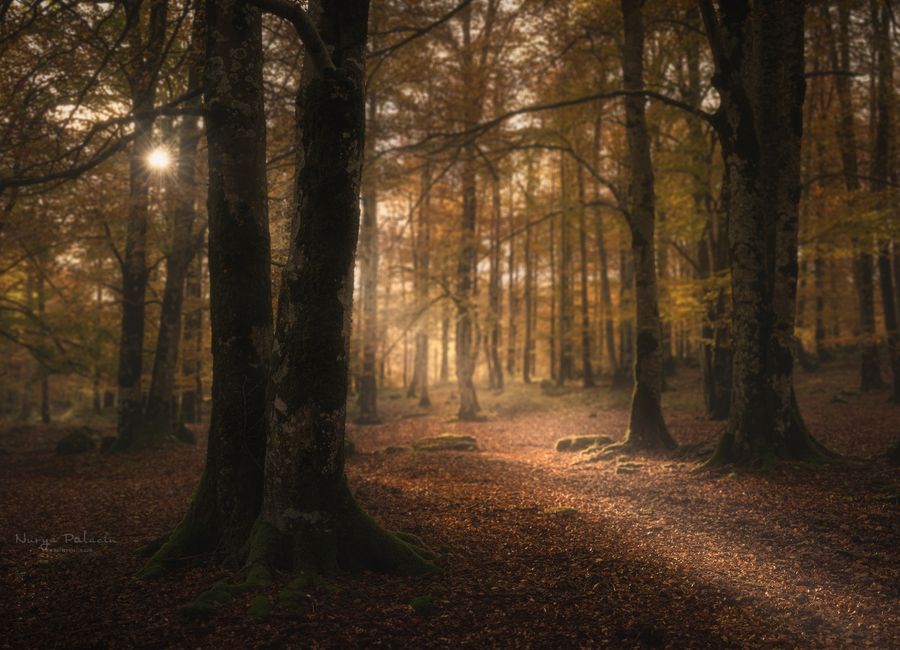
<box><xmin>487</xmin><ymin>167</ymin><xmax>504</xmax><ymax>390</ymax></box>
<box><xmin>617</xmin><ymin>0</ymin><xmax>674</xmax><ymax>451</ymax></box>
<box><xmin>356</xmin><ymin>93</ymin><xmax>381</xmax><ymax>423</ymax></box>
<box><xmin>557</xmin><ymin>154</ymin><xmax>574</xmax><ymax>385</ymax></box>
<box><xmin>701</xmin><ymin>0</ymin><xmax>829</xmax><ymax>466</ymax></box>
<box><xmin>454</xmin><ymin>5</ymin><xmax>481</xmax><ymax>420</ymax></box>
<box><xmin>871</xmin><ymin>0</ymin><xmax>899</xmax><ymax>402</ymax></box>
<box><xmin>825</xmin><ymin>1</ymin><xmax>882</xmax><ymax>390</ymax></box>
<box><xmin>577</xmin><ymin>164</ymin><xmax>595</xmax><ymax>387</ymax></box>
<box><xmin>142</xmin><ymin>0</ymin><xmax>272</xmax><ymax>575</ymax></box>
<box><xmin>252</xmin><ymin>0</ymin><xmax>433</xmax><ymax>578</ymax></box>
<box><xmin>410</xmin><ymin>161</ymin><xmax>432</xmax><ymax>407</ymax></box>
<box><xmin>144</xmin><ymin>44</ymin><xmax>203</xmax><ymax>440</ymax></box>
<box><xmin>114</xmin><ymin>0</ymin><xmax>168</xmax><ymax>449</ymax></box>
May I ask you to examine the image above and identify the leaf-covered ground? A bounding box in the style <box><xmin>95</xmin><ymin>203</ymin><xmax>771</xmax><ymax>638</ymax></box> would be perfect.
<box><xmin>2</xmin><ymin>362</ymin><xmax>898</xmax><ymax>648</ymax></box>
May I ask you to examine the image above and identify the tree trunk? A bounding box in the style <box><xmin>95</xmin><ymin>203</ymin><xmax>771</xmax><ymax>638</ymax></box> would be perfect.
<box><xmin>557</xmin><ymin>154</ymin><xmax>574</xmax><ymax>385</ymax></box>
<box><xmin>440</xmin><ymin>297</ymin><xmax>450</xmax><ymax>383</ymax></box>
<box><xmin>142</xmin><ymin>0</ymin><xmax>272</xmax><ymax>576</ymax></box>
<box><xmin>356</xmin><ymin>92</ymin><xmax>381</xmax><ymax>424</ymax></box>
<box><xmin>825</xmin><ymin>2</ymin><xmax>882</xmax><ymax>391</ymax></box>
<box><xmin>871</xmin><ymin>0</ymin><xmax>899</xmax><ymax>402</ymax></box>
<box><xmin>454</xmin><ymin>6</ymin><xmax>481</xmax><ymax>420</ymax></box>
<box><xmin>523</xmin><ymin>215</ymin><xmax>534</xmax><ymax>384</ymax></box>
<box><xmin>144</xmin><ymin>55</ymin><xmax>203</xmax><ymax>441</ymax></box>
<box><xmin>617</xmin><ymin>0</ymin><xmax>674</xmax><ymax>450</ymax></box>
<box><xmin>701</xmin><ymin>0</ymin><xmax>828</xmax><ymax>466</ymax></box>
<box><xmin>686</xmin><ymin>30</ymin><xmax>731</xmax><ymax>420</ymax></box>
<box><xmin>410</xmin><ymin>161</ymin><xmax>431</xmax><ymax>407</ymax></box>
<box><xmin>114</xmin><ymin>0</ymin><xmax>168</xmax><ymax>450</ymax></box>
<box><xmin>250</xmin><ymin>0</ymin><xmax>432</xmax><ymax>578</ymax></box>
<box><xmin>487</xmin><ymin>168</ymin><xmax>504</xmax><ymax>390</ymax></box>
<box><xmin>576</xmin><ymin>164</ymin><xmax>595</xmax><ymax>387</ymax></box>
<box><xmin>506</xmin><ymin>206</ymin><xmax>518</xmax><ymax>377</ymax></box>
<box><xmin>549</xmin><ymin>217</ymin><xmax>558</xmax><ymax>382</ymax></box>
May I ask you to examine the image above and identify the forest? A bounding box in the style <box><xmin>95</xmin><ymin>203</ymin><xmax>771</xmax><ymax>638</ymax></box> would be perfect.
<box><xmin>1</xmin><ymin>0</ymin><xmax>898</xmax><ymax>647</ymax></box>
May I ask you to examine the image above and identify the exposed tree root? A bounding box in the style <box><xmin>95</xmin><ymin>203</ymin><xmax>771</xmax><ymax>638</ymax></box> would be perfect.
<box><xmin>177</xmin><ymin>479</ymin><xmax>437</xmax><ymax>619</ymax></box>
<box><xmin>139</xmin><ymin>473</ymin><xmax>219</xmax><ymax>579</ymax></box>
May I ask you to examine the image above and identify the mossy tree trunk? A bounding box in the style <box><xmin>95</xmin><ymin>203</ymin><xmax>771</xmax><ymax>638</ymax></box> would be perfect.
<box><xmin>618</xmin><ymin>0</ymin><xmax>675</xmax><ymax>451</ymax></box>
<box><xmin>254</xmin><ymin>0</ymin><xmax>433</xmax><ymax>577</ymax></box>
<box><xmin>142</xmin><ymin>0</ymin><xmax>272</xmax><ymax>575</ymax></box>
<box><xmin>700</xmin><ymin>0</ymin><xmax>829</xmax><ymax>466</ymax></box>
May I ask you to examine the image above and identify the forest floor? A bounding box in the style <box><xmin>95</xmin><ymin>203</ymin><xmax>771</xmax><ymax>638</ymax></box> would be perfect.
<box><xmin>1</xmin><ymin>361</ymin><xmax>899</xmax><ymax>648</ymax></box>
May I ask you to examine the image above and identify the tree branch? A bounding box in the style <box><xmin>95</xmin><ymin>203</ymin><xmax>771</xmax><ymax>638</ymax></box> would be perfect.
<box><xmin>246</xmin><ymin>0</ymin><xmax>335</xmax><ymax>73</ymax></box>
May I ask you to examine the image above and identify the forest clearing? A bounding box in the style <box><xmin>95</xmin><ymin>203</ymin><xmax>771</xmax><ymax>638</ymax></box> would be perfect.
<box><xmin>3</xmin><ymin>362</ymin><xmax>898</xmax><ymax>648</ymax></box>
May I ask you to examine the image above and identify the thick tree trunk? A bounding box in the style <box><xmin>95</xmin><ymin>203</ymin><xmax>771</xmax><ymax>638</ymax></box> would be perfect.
<box><xmin>356</xmin><ymin>94</ymin><xmax>381</xmax><ymax>423</ymax></box>
<box><xmin>250</xmin><ymin>0</ymin><xmax>432</xmax><ymax>578</ymax></box>
<box><xmin>142</xmin><ymin>0</ymin><xmax>272</xmax><ymax>576</ymax></box>
<box><xmin>701</xmin><ymin>0</ymin><xmax>828</xmax><ymax>466</ymax></box>
<box><xmin>114</xmin><ymin>0</ymin><xmax>168</xmax><ymax>450</ymax></box>
<box><xmin>144</xmin><ymin>61</ymin><xmax>203</xmax><ymax>441</ymax></box>
<box><xmin>618</xmin><ymin>0</ymin><xmax>674</xmax><ymax>451</ymax></box>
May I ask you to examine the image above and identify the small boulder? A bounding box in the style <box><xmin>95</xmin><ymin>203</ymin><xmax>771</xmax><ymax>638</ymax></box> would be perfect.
<box><xmin>55</xmin><ymin>426</ymin><xmax>100</xmax><ymax>455</ymax></box>
<box><xmin>555</xmin><ymin>435</ymin><xmax>612</xmax><ymax>452</ymax></box>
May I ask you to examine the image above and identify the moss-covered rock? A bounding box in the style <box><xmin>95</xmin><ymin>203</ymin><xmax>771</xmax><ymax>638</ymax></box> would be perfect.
<box><xmin>55</xmin><ymin>426</ymin><xmax>101</xmax><ymax>455</ymax></box>
<box><xmin>409</xmin><ymin>594</ymin><xmax>438</xmax><ymax>617</ymax></box>
<box><xmin>555</xmin><ymin>435</ymin><xmax>613</xmax><ymax>452</ymax></box>
<box><xmin>411</xmin><ymin>434</ymin><xmax>478</xmax><ymax>452</ymax></box>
